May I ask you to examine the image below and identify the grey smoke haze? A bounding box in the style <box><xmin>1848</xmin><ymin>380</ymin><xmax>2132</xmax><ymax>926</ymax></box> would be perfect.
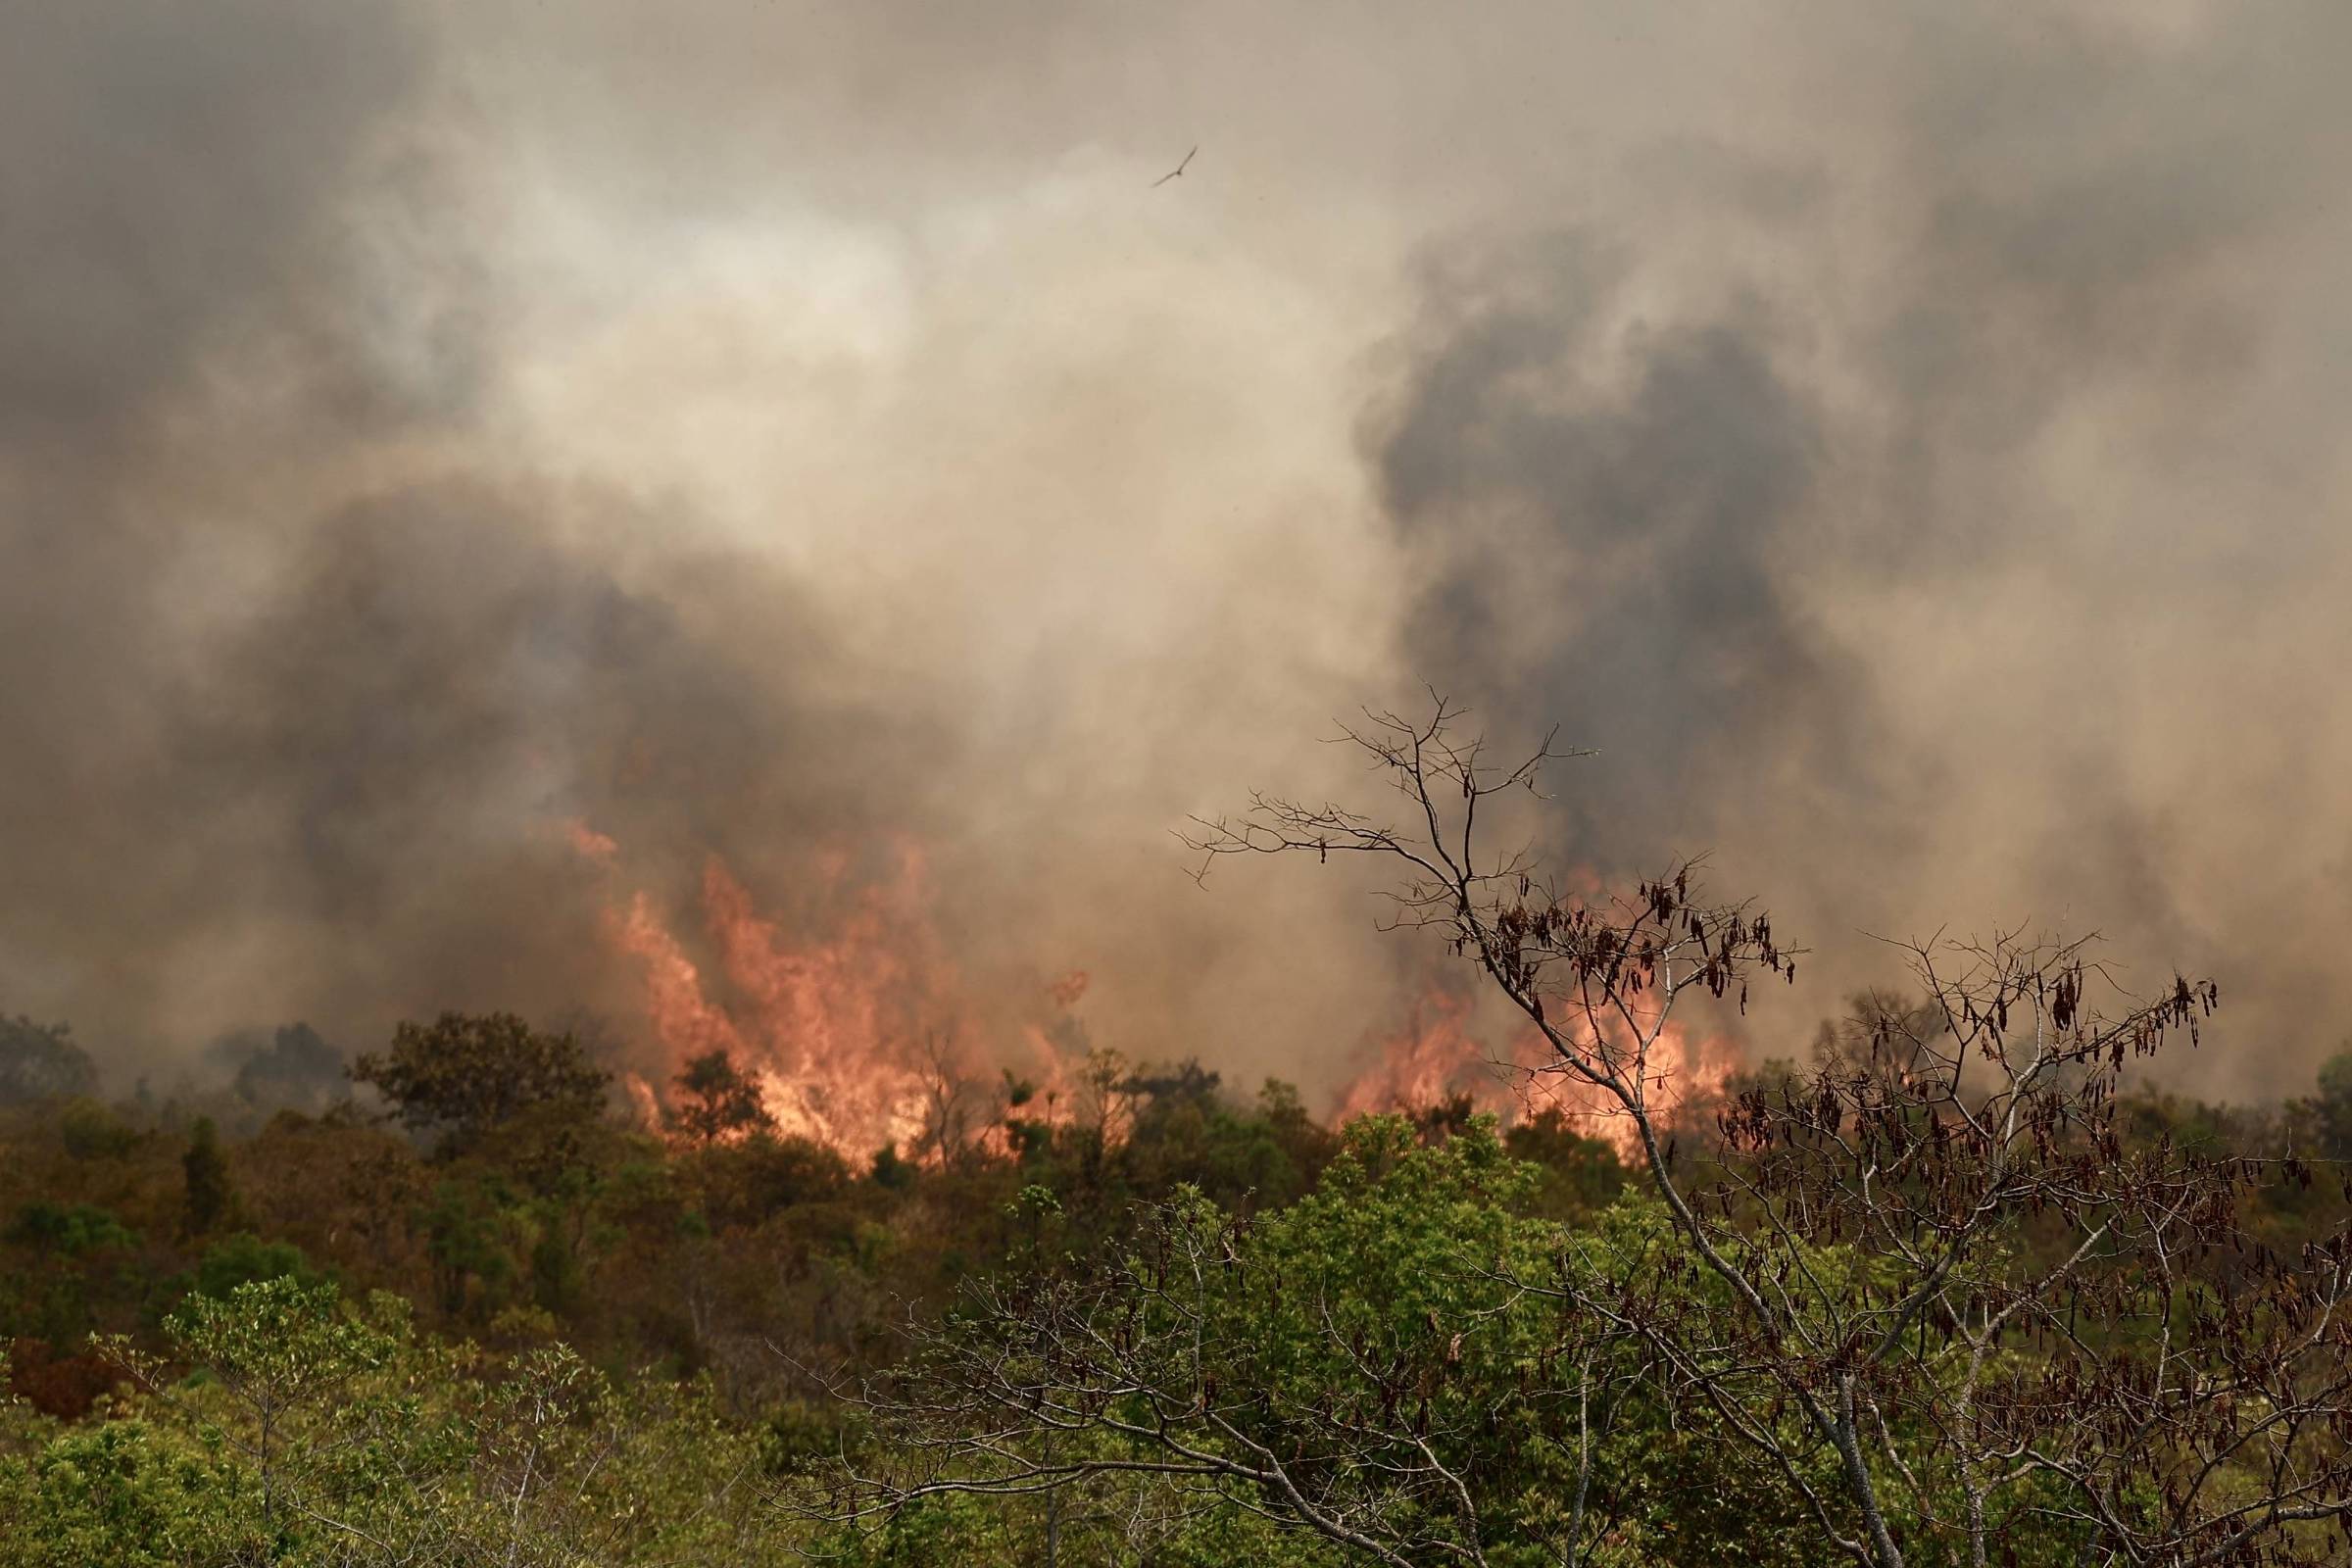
<box><xmin>3</xmin><ymin>1</ymin><xmax>2349</xmax><ymax>1100</ymax></box>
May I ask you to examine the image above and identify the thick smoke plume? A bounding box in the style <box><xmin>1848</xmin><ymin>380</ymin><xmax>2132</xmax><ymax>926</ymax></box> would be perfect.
<box><xmin>5</xmin><ymin>1</ymin><xmax>2349</xmax><ymax>1102</ymax></box>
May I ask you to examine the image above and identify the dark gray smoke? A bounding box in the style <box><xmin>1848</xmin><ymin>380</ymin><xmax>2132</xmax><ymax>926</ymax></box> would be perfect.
<box><xmin>1372</xmin><ymin>236</ymin><xmax>1865</xmax><ymax>856</ymax></box>
<box><xmin>1360</xmin><ymin>6</ymin><xmax>2352</xmax><ymax>1094</ymax></box>
<box><xmin>5</xmin><ymin>1</ymin><xmax>2350</xmax><ymax>1101</ymax></box>
<box><xmin>0</xmin><ymin>2</ymin><xmax>956</xmax><ymax>1074</ymax></box>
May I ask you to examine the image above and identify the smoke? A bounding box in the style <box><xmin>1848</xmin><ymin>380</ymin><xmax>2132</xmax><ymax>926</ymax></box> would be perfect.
<box><xmin>1372</xmin><ymin>236</ymin><xmax>1858</xmax><ymax>845</ymax></box>
<box><xmin>1364</xmin><ymin>4</ymin><xmax>2352</xmax><ymax>1093</ymax></box>
<box><xmin>4</xmin><ymin>1</ymin><xmax>2349</xmax><ymax>1100</ymax></box>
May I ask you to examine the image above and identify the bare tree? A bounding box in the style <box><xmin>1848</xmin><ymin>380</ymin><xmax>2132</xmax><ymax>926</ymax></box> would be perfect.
<box><xmin>1697</xmin><ymin>933</ymin><xmax>2352</xmax><ymax>1567</ymax></box>
<box><xmin>1177</xmin><ymin>698</ymin><xmax>2352</xmax><ymax>1567</ymax></box>
<box><xmin>814</xmin><ymin>699</ymin><xmax>2352</xmax><ymax>1567</ymax></box>
<box><xmin>912</xmin><ymin>1026</ymin><xmax>983</xmax><ymax>1169</ymax></box>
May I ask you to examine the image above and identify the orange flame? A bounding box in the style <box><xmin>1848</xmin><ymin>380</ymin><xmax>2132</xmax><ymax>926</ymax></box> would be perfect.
<box><xmin>1332</xmin><ymin>991</ymin><xmax>1498</xmax><ymax>1123</ymax></box>
<box><xmin>579</xmin><ymin>828</ymin><xmax>1077</xmax><ymax>1159</ymax></box>
<box><xmin>566</xmin><ymin>820</ymin><xmax>620</xmax><ymax>863</ymax></box>
<box><xmin>619</xmin><ymin>1070</ymin><xmax>662</xmax><ymax>1130</ymax></box>
<box><xmin>1334</xmin><ymin>986</ymin><xmax>1738</xmax><ymax>1160</ymax></box>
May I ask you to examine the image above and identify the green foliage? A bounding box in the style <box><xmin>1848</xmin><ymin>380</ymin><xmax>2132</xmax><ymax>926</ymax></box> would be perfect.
<box><xmin>56</xmin><ymin>1100</ymin><xmax>138</xmax><ymax>1161</ymax></box>
<box><xmin>350</xmin><ymin>1010</ymin><xmax>609</xmax><ymax>1151</ymax></box>
<box><xmin>682</xmin><ymin>1131</ymin><xmax>852</xmax><ymax>1231</ymax></box>
<box><xmin>227</xmin><ymin>1022</ymin><xmax>345</xmax><ymax>1113</ymax></box>
<box><xmin>527</xmin><ymin>1209</ymin><xmax>585</xmax><ymax>1315</ymax></box>
<box><xmin>870</xmin><ymin>1141</ymin><xmax>916</xmax><ymax>1189</ymax></box>
<box><xmin>8</xmin><ymin>1201</ymin><xmax>138</xmax><ymax>1257</ymax></box>
<box><xmin>0</xmin><ymin>1016</ymin><xmax>98</xmax><ymax>1107</ymax></box>
<box><xmin>1213</xmin><ymin>1118</ymin><xmax>1815</xmax><ymax>1565</ymax></box>
<box><xmin>760</xmin><ymin>1396</ymin><xmax>863</xmax><ymax>1475</ymax></box>
<box><xmin>0</xmin><ymin>1203</ymin><xmax>139</xmax><ymax>1350</ymax></box>
<box><xmin>421</xmin><ymin>1179</ymin><xmax>514</xmax><ymax>1319</ymax></box>
<box><xmin>179</xmin><ymin>1117</ymin><xmax>232</xmax><ymax>1236</ymax></box>
<box><xmin>809</xmin><ymin>1474</ymin><xmax>1348</xmax><ymax>1567</ymax></box>
<box><xmin>2307</xmin><ymin>1046</ymin><xmax>2352</xmax><ymax>1158</ymax></box>
<box><xmin>0</xmin><ymin>1419</ymin><xmax>261</xmax><ymax>1568</ymax></box>
<box><xmin>0</xmin><ymin>1008</ymin><xmax>2344</xmax><ymax>1567</ymax></box>
<box><xmin>4</xmin><ymin>1277</ymin><xmax>798</xmax><ymax>1566</ymax></box>
<box><xmin>1503</xmin><ymin>1105</ymin><xmax>1627</xmax><ymax>1217</ymax></box>
<box><xmin>668</xmin><ymin>1047</ymin><xmax>776</xmax><ymax>1146</ymax></box>
<box><xmin>186</xmin><ymin>1233</ymin><xmax>323</xmax><ymax>1302</ymax></box>
<box><xmin>849</xmin><ymin>1116</ymin><xmax>1829</xmax><ymax>1567</ymax></box>
<box><xmin>165</xmin><ymin>1275</ymin><xmax>395</xmax><ymax>1426</ymax></box>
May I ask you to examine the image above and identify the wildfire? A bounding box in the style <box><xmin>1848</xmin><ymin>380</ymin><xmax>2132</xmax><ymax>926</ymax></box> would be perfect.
<box><xmin>575</xmin><ymin>827</ymin><xmax>1077</xmax><ymax>1159</ymax></box>
<box><xmin>566</xmin><ymin>821</ymin><xmax>620</xmax><ymax>863</ymax></box>
<box><xmin>1333</xmin><ymin>986</ymin><xmax>1739</xmax><ymax>1160</ymax></box>
<box><xmin>570</xmin><ymin>818</ymin><xmax>1735</xmax><ymax>1167</ymax></box>
<box><xmin>1332</xmin><ymin>991</ymin><xmax>1499</xmax><ymax>1122</ymax></box>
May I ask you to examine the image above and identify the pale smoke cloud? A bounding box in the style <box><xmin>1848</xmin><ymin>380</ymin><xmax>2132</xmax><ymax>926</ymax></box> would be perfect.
<box><xmin>3</xmin><ymin>0</ymin><xmax>2348</xmax><ymax>1100</ymax></box>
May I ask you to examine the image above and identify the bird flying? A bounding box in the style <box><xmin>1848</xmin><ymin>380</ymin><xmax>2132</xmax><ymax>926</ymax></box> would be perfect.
<box><xmin>1151</xmin><ymin>146</ymin><xmax>1197</xmax><ymax>187</ymax></box>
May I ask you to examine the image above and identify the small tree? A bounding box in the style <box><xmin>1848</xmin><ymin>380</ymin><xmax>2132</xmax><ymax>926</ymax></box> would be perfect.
<box><xmin>350</xmin><ymin>1011</ymin><xmax>609</xmax><ymax>1152</ymax></box>
<box><xmin>229</xmin><ymin>1022</ymin><xmax>346</xmax><ymax>1113</ymax></box>
<box><xmin>75</xmin><ymin>1281</ymin><xmax>781</xmax><ymax>1567</ymax></box>
<box><xmin>668</xmin><ymin>1049</ymin><xmax>775</xmax><ymax>1147</ymax></box>
<box><xmin>181</xmin><ymin>1116</ymin><xmax>233</xmax><ymax>1236</ymax></box>
<box><xmin>2300</xmin><ymin>1046</ymin><xmax>2352</xmax><ymax>1160</ymax></box>
<box><xmin>106</xmin><ymin>1277</ymin><xmax>393</xmax><ymax>1535</ymax></box>
<box><xmin>56</xmin><ymin>1099</ymin><xmax>137</xmax><ymax>1160</ymax></box>
<box><xmin>0</xmin><ymin>1014</ymin><xmax>97</xmax><ymax>1106</ymax></box>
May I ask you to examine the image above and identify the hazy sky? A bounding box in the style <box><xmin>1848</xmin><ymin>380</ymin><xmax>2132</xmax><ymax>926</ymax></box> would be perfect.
<box><xmin>5</xmin><ymin>0</ymin><xmax>2349</xmax><ymax>1098</ymax></box>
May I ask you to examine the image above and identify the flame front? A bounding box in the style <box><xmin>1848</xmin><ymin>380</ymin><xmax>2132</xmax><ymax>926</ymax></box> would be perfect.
<box><xmin>1332</xmin><ymin>991</ymin><xmax>1494</xmax><ymax>1123</ymax></box>
<box><xmin>576</xmin><ymin>819</ymin><xmax>1735</xmax><ymax>1163</ymax></box>
<box><xmin>1335</xmin><ymin>986</ymin><xmax>1738</xmax><ymax>1160</ymax></box>
<box><xmin>588</xmin><ymin>841</ymin><xmax>945</xmax><ymax>1161</ymax></box>
<box><xmin>584</xmin><ymin>832</ymin><xmax>1005</xmax><ymax>1157</ymax></box>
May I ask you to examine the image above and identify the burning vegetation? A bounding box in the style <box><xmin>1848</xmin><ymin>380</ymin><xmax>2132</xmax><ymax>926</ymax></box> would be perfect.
<box><xmin>569</xmin><ymin>812</ymin><xmax>1737</xmax><ymax>1171</ymax></box>
<box><xmin>12</xmin><ymin>1</ymin><xmax>2352</xmax><ymax>1560</ymax></box>
<box><xmin>9</xmin><ymin>702</ymin><xmax>2352</xmax><ymax>1568</ymax></box>
<box><xmin>1334</xmin><ymin>987</ymin><xmax>1738</xmax><ymax>1160</ymax></box>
